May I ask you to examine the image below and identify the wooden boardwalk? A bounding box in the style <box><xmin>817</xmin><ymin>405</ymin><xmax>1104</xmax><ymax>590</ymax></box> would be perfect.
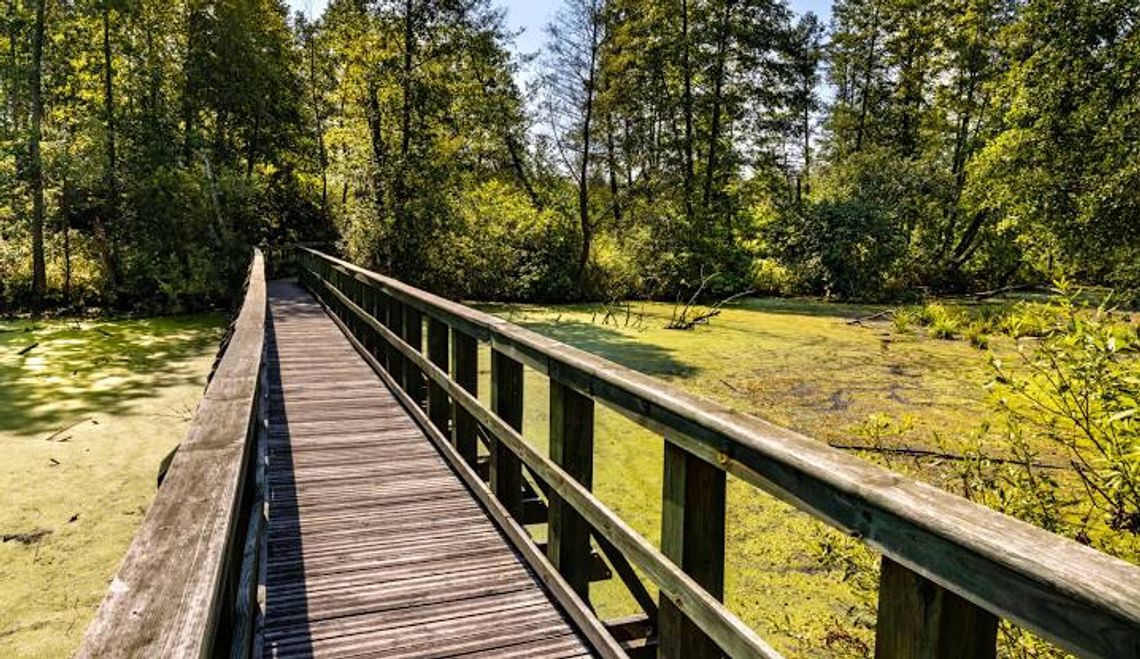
<box><xmin>263</xmin><ymin>282</ymin><xmax>595</xmax><ymax>658</ymax></box>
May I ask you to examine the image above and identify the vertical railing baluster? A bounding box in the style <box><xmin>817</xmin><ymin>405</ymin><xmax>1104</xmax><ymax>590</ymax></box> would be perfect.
<box><xmin>427</xmin><ymin>318</ymin><xmax>450</xmax><ymax>435</ymax></box>
<box><xmin>874</xmin><ymin>557</ymin><xmax>997</xmax><ymax>659</ymax></box>
<box><xmin>451</xmin><ymin>330</ymin><xmax>479</xmax><ymax>467</ymax></box>
<box><xmin>403</xmin><ymin>306</ymin><xmax>425</xmax><ymax>406</ymax></box>
<box><xmin>548</xmin><ymin>378</ymin><xmax>595</xmax><ymax>600</ymax></box>
<box><xmin>385</xmin><ymin>296</ymin><xmax>403</xmax><ymax>384</ymax></box>
<box><xmin>490</xmin><ymin>349</ymin><xmax>524</xmax><ymax>519</ymax></box>
<box><xmin>659</xmin><ymin>439</ymin><xmax>726</xmax><ymax>659</ymax></box>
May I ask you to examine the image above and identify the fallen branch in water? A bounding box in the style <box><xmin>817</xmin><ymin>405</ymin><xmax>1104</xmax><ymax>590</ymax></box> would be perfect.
<box><xmin>43</xmin><ymin>417</ymin><xmax>95</xmax><ymax>442</ymax></box>
<box><xmin>666</xmin><ymin>272</ymin><xmax>753</xmax><ymax>330</ymax></box>
<box><xmin>827</xmin><ymin>442</ymin><xmax>1071</xmax><ymax>470</ymax></box>
<box><xmin>2</xmin><ymin>529</ymin><xmax>52</xmax><ymax>545</ymax></box>
<box><xmin>846</xmin><ymin>309</ymin><xmax>894</xmax><ymax>325</ymax></box>
<box><xmin>17</xmin><ymin>342</ymin><xmax>39</xmax><ymax>356</ymax></box>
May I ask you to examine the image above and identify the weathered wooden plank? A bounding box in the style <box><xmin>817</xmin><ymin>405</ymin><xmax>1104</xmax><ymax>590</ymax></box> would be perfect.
<box><xmin>314</xmin><ymin>284</ymin><xmax>626</xmax><ymax>658</ymax></box>
<box><xmin>549</xmin><ymin>377</ymin><xmax>596</xmax><ymax>601</ymax></box>
<box><xmin>491</xmin><ymin>349</ymin><xmax>525</xmax><ymax>520</ymax></box>
<box><xmin>427</xmin><ymin>316</ymin><xmax>450</xmax><ymax>435</ymax></box>
<box><xmin>316</xmin><ymin>278</ymin><xmax>780</xmax><ymax>659</ymax></box>
<box><xmin>260</xmin><ymin>281</ymin><xmax>598</xmax><ymax>659</ymax></box>
<box><xmin>452</xmin><ymin>329</ymin><xmax>479</xmax><ymax>467</ymax></box>
<box><xmin>875</xmin><ymin>556</ymin><xmax>998</xmax><ymax>659</ymax></box>
<box><xmin>659</xmin><ymin>440</ymin><xmax>727</xmax><ymax>659</ymax></box>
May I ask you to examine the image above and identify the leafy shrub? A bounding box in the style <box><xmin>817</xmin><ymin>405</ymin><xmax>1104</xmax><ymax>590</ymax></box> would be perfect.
<box><xmin>891</xmin><ymin>307</ymin><xmax>919</xmax><ymax>334</ymax></box>
<box><xmin>999</xmin><ymin>301</ymin><xmax>1058</xmax><ymax>338</ymax></box>
<box><xmin>966</xmin><ymin>322</ymin><xmax>991</xmax><ymax>349</ymax></box>
<box><xmin>750</xmin><ymin>258</ymin><xmax>793</xmax><ymax>295</ymax></box>
<box><xmin>920</xmin><ymin>303</ymin><xmax>963</xmax><ymax>339</ymax></box>
<box><xmin>989</xmin><ymin>293</ymin><xmax>1140</xmax><ymax>543</ymax></box>
<box><xmin>764</xmin><ymin>197</ymin><xmax>907</xmax><ymax>300</ymax></box>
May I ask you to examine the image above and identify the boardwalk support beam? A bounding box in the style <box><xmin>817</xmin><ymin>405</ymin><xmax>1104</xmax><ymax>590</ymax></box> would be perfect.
<box><xmin>491</xmin><ymin>349</ymin><xmax>524</xmax><ymax>519</ymax></box>
<box><xmin>548</xmin><ymin>378</ymin><xmax>595</xmax><ymax>600</ymax></box>
<box><xmin>875</xmin><ymin>557</ymin><xmax>998</xmax><ymax>659</ymax></box>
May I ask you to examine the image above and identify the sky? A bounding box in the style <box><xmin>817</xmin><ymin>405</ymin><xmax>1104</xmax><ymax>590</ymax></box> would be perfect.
<box><xmin>285</xmin><ymin>0</ymin><xmax>833</xmax><ymax>59</ymax></box>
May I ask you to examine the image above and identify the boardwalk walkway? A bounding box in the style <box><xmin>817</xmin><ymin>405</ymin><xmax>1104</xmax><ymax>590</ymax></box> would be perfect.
<box><xmin>263</xmin><ymin>281</ymin><xmax>595</xmax><ymax>658</ymax></box>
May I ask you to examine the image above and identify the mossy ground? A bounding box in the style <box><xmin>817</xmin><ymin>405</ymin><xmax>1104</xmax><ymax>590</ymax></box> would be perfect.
<box><xmin>477</xmin><ymin>298</ymin><xmax>1016</xmax><ymax>656</ymax></box>
<box><xmin>0</xmin><ymin>314</ymin><xmax>225</xmax><ymax>658</ymax></box>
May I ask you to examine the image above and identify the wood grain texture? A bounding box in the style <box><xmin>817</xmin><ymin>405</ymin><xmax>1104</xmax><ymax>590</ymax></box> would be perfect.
<box><xmin>491</xmin><ymin>349</ymin><xmax>524</xmax><ymax>519</ymax></box>
<box><xmin>427</xmin><ymin>317</ymin><xmax>450</xmax><ymax>435</ymax></box>
<box><xmin>303</xmin><ymin>247</ymin><xmax>1140</xmax><ymax>659</ymax></box>
<box><xmin>76</xmin><ymin>249</ymin><xmax>267</xmax><ymax>659</ymax></box>
<box><xmin>875</xmin><ymin>557</ymin><xmax>998</xmax><ymax>659</ymax></box>
<box><xmin>261</xmin><ymin>281</ymin><xmax>595</xmax><ymax>659</ymax></box>
<box><xmin>452</xmin><ymin>329</ymin><xmax>479</xmax><ymax>467</ymax></box>
<box><xmin>659</xmin><ymin>441</ymin><xmax>726</xmax><ymax>659</ymax></box>
<box><xmin>548</xmin><ymin>378</ymin><xmax>595</xmax><ymax>601</ymax></box>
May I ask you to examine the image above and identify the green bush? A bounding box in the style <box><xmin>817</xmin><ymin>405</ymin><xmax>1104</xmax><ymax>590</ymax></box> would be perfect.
<box><xmin>750</xmin><ymin>258</ymin><xmax>793</xmax><ymax>296</ymax></box>
<box><xmin>918</xmin><ymin>303</ymin><xmax>964</xmax><ymax>339</ymax></box>
<box><xmin>891</xmin><ymin>307</ymin><xmax>919</xmax><ymax>334</ymax></box>
<box><xmin>764</xmin><ymin>198</ymin><xmax>908</xmax><ymax>300</ymax></box>
<box><xmin>965</xmin><ymin>322</ymin><xmax>990</xmax><ymax>349</ymax></box>
<box><xmin>999</xmin><ymin>301</ymin><xmax>1058</xmax><ymax>338</ymax></box>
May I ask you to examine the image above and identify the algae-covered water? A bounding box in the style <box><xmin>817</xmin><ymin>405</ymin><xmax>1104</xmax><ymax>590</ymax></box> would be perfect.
<box><xmin>0</xmin><ymin>314</ymin><xmax>225</xmax><ymax>658</ymax></box>
<box><xmin>480</xmin><ymin>298</ymin><xmax>1007</xmax><ymax>656</ymax></box>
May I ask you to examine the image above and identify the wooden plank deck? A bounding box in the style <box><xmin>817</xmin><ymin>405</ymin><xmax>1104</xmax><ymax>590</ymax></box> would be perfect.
<box><xmin>263</xmin><ymin>281</ymin><xmax>596</xmax><ymax>658</ymax></box>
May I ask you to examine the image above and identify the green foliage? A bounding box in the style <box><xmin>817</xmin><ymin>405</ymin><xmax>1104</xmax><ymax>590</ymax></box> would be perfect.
<box><xmin>765</xmin><ymin>196</ymin><xmax>907</xmax><ymax>300</ymax></box>
<box><xmin>750</xmin><ymin>258</ymin><xmax>793</xmax><ymax>296</ymax></box>
<box><xmin>965</xmin><ymin>322</ymin><xmax>990</xmax><ymax>350</ymax></box>
<box><xmin>429</xmin><ymin>180</ymin><xmax>578</xmax><ymax>300</ymax></box>
<box><xmin>990</xmin><ymin>292</ymin><xmax>1140</xmax><ymax>543</ymax></box>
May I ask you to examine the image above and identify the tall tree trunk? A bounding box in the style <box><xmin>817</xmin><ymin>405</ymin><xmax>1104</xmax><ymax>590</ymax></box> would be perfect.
<box><xmin>854</xmin><ymin>7</ymin><xmax>879</xmax><ymax>153</ymax></box>
<box><xmin>940</xmin><ymin>74</ymin><xmax>977</xmax><ymax>261</ymax></box>
<box><xmin>101</xmin><ymin>5</ymin><xmax>121</xmax><ymax>295</ymax></box>
<box><xmin>394</xmin><ymin>0</ymin><xmax>415</xmax><ymax>274</ymax></box>
<box><xmin>307</xmin><ymin>31</ymin><xmax>328</xmax><ymax>212</ymax></box>
<box><xmin>365</xmin><ymin>81</ymin><xmax>388</xmax><ymax>223</ymax></box>
<box><xmin>606</xmin><ymin>111</ymin><xmax>621</xmax><ymax>225</ymax></box>
<box><xmin>506</xmin><ymin>132</ymin><xmax>541</xmax><ymax>210</ymax></box>
<box><xmin>802</xmin><ymin>92</ymin><xmax>811</xmax><ymax>198</ymax></box>
<box><xmin>702</xmin><ymin>0</ymin><xmax>732</xmax><ymax>212</ymax></box>
<box><xmin>181</xmin><ymin>2</ymin><xmax>198</xmax><ymax>164</ymax></box>
<box><xmin>246</xmin><ymin>106</ymin><xmax>260</xmax><ymax>178</ymax></box>
<box><xmin>29</xmin><ymin>0</ymin><xmax>46</xmax><ymax>307</ymax></box>
<box><xmin>62</xmin><ymin>175</ymin><xmax>72</xmax><ymax>305</ymax></box>
<box><xmin>576</xmin><ymin>7</ymin><xmax>600</xmax><ymax>286</ymax></box>
<box><xmin>679</xmin><ymin>0</ymin><xmax>695</xmax><ymax>225</ymax></box>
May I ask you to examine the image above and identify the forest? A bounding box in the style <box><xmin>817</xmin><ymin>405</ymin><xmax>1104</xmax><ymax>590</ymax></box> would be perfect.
<box><xmin>0</xmin><ymin>0</ymin><xmax>1136</xmax><ymax>312</ymax></box>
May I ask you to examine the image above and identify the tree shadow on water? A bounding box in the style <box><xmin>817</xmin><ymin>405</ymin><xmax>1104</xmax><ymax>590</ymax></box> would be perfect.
<box><xmin>515</xmin><ymin>318</ymin><xmax>699</xmax><ymax>380</ymax></box>
<box><xmin>0</xmin><ymin>314</ymin><xmax>227</xmax><ymax>436</ymax></box>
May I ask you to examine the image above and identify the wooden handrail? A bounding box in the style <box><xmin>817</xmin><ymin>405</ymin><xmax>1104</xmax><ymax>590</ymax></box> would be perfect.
<box><xmin>299</xmin><ymin>247</ymin><xmax>1140</xmax><ymax>659</ymax></box>
<box><xmin>76</xmin><ymin>249</ymin><xmax>267</xmax><ymax>658</ymax></box>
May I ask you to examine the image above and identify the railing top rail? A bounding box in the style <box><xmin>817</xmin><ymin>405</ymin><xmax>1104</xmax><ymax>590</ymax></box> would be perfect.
<box><xmin>77</xmin><ymin>249</ymin><xmax>267</xmax><ymax>658</ymax></box>
<box><xmin>301</xmin><ymin>247</ymin><xmax>1140</xmax><ymax>658</ymax></box>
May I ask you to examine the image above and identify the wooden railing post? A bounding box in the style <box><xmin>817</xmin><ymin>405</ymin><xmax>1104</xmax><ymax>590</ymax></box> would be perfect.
<box><xmin>875</xmin><ymin>557</ymin><xmax>998</xmax><ymax>659</ymax></box>
<box><xmin>451</xmin><ymin>331</ymin><xmax>479</xmax><ymax>467</ymax></box>
<box><xmin>548</xmin><ymin>378</ymin><xmax>595</xmax><ymax>600</ymax></box>
<box><xmin>659</xmin><ymin>440</ymin><xmax>726</xmax><ymax>659</ymax></box>
<box><xmin>366</xmin><ymin>285</ymin><xmax>381</xmax><ymax>360</ymax></box>
<box><xmin>403</xmin><ymin>306</ymin><xmax>425</xmax><ymax>406</ymax></box>
<box><xmin>491</xmin><ymin>349</ymin><xmax>524</xmax><ymax>519</ymax></box>
<box><xmin>384</xmin><ymin>296</ymin><xmax>403</xmax><ymax>384</ymax></box>
<box><xmin>427</xmin><ymin>318</ymin><xmax>450</xmax><ymax>435</ymax></box>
